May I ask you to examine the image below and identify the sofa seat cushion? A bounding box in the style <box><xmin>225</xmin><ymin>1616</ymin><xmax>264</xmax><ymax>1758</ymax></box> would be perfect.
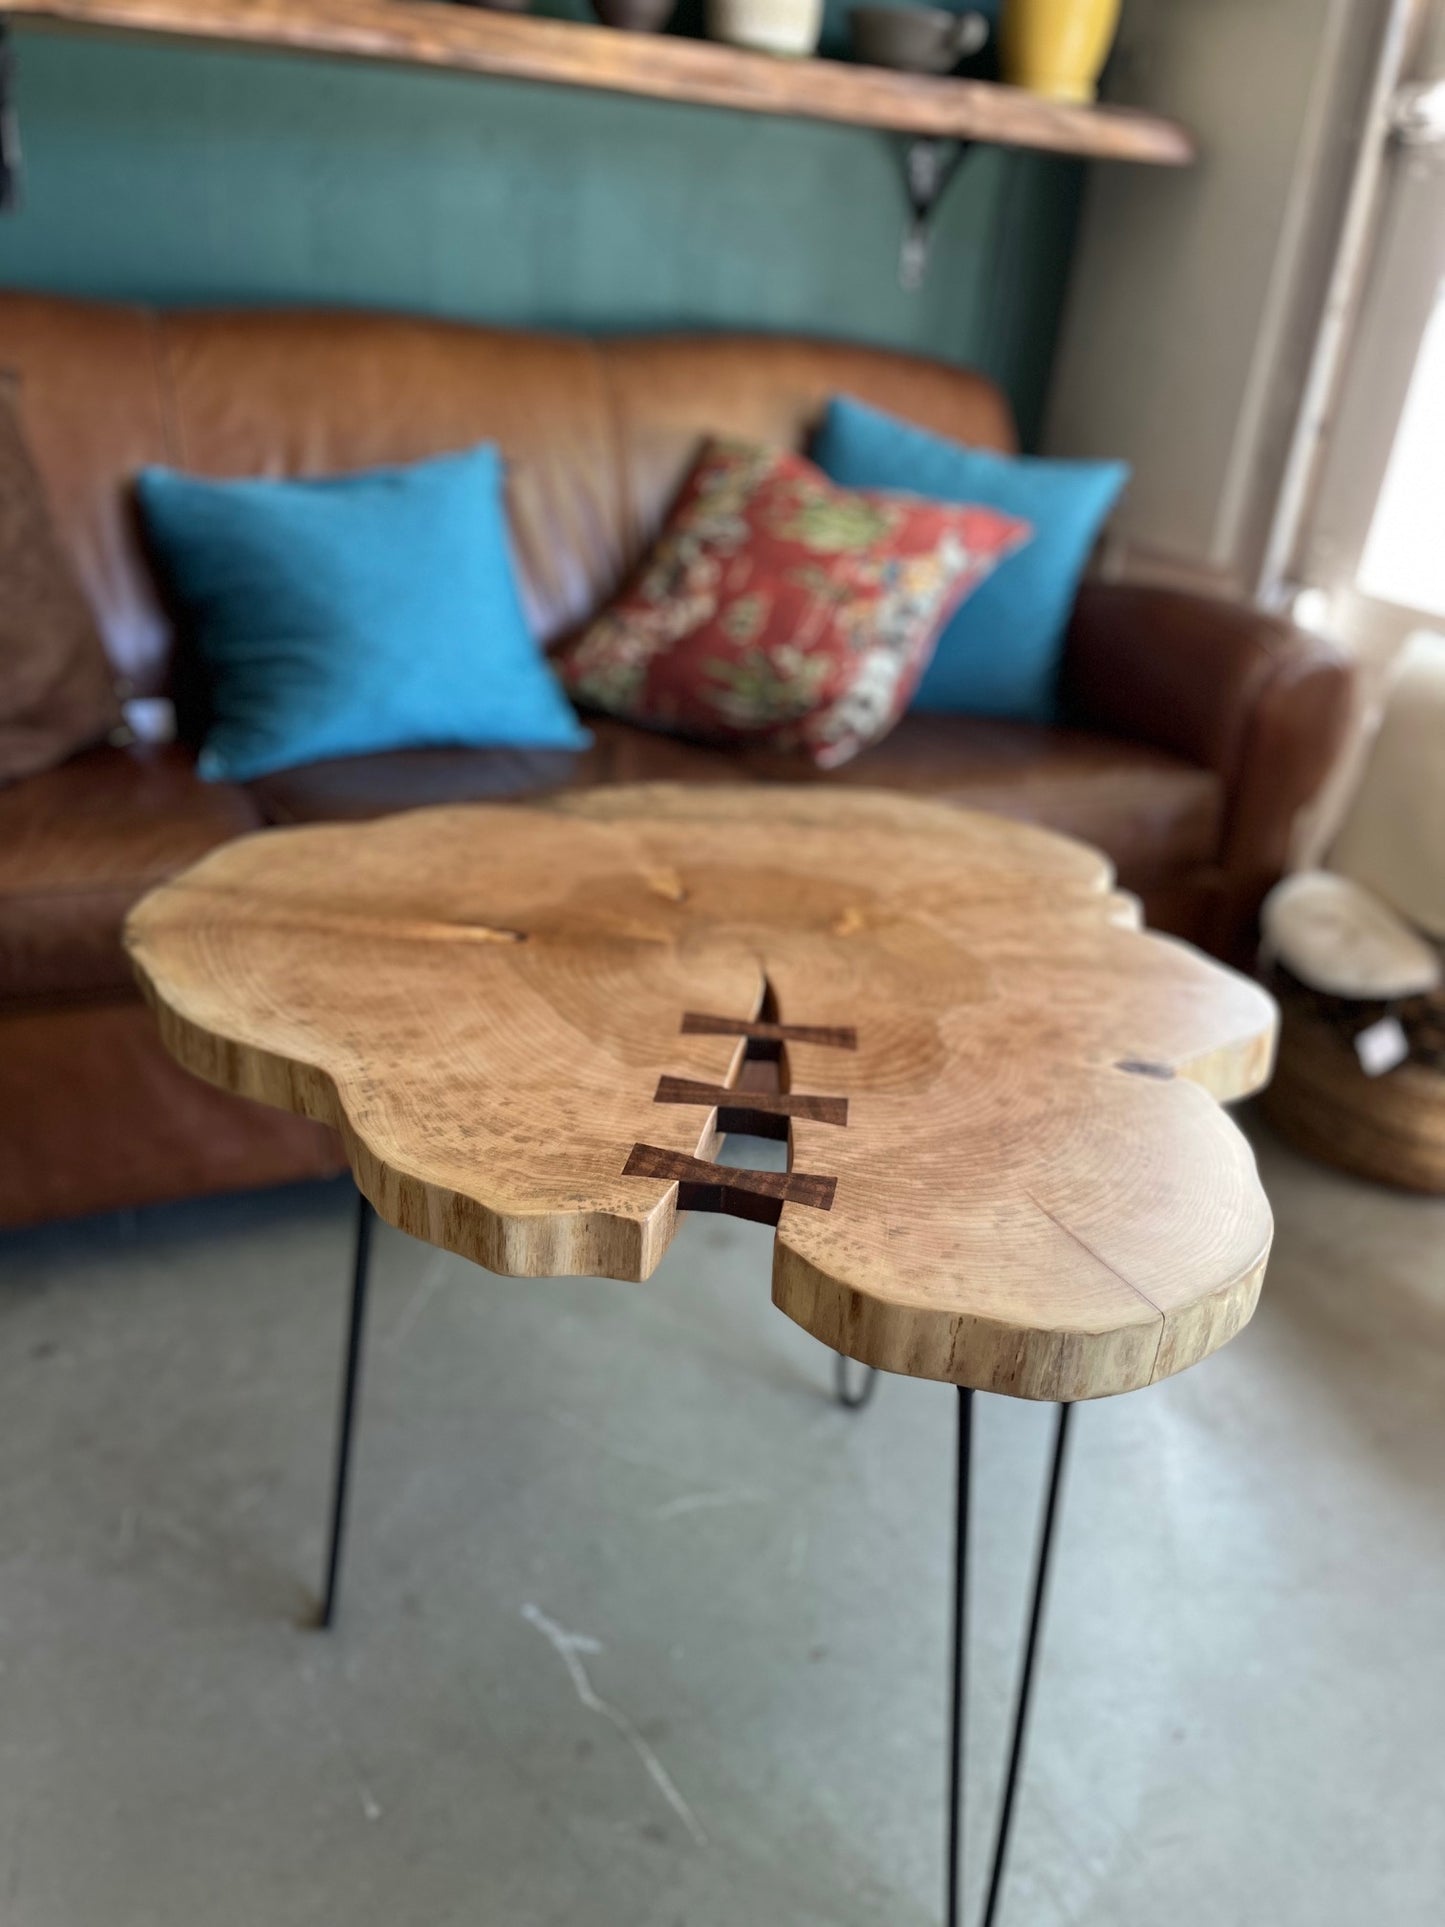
<box><xmin>786</xmin><ymin>713</ymin><xmax>1223</xmax><ymax>885</ymax></box>
<box><xmin>0</xmin><ymin>743</ymin><xmax>262</xmax><ymax>1002</ymax></box>
<box><xmin>0</xmin><ymin>998</ymin><xmax>345</xmax><ymax>1228</ymax></box>
<box><xmin>248</xmin><ymin>713</ymin><xmax>1221</xmax><ymax>889</ymax></box>
<box><xmin>250</xmin><ymin>742</ymin><xmax>606</xmax><ymax>823</ymax></box>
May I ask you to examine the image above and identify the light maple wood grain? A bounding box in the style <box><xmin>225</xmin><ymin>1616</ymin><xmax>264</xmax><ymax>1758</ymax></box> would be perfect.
<box><xmin>126</xmin><ymin>785</ymin><xmax>1275</xmax><ymax>1400</ymax></box>
<box><xmin>6</xmin><ymin>0</ymin><xmax>1195</xmax><ymax>161</ymax></box>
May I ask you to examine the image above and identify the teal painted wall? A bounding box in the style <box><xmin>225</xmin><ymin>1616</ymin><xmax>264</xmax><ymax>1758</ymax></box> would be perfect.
<box><xmin>0</xmin><ymin>27</ymin><xmax>1081</xmax><ymax>443</ymax></box>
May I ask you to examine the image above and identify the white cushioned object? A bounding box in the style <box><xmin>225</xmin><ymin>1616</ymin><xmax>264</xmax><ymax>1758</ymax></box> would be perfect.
<box><xmin>1263</xmin><ymin>871</ymin><xmax>1441</xmax><ymax>1001</ymax></box>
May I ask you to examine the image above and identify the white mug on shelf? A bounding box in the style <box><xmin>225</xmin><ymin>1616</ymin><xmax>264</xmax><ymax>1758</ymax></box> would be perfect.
<box><xmin>707</xmin><ymin>0</ymin><xmax>825</xmax><ymax>58</ymax></box>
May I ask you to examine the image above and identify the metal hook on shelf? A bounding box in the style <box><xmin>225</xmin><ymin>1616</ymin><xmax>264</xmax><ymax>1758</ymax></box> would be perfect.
<box><xmin>898</xmin><ymin>136</ymin><xmax>974</xmax><ymax>292</ymax></box>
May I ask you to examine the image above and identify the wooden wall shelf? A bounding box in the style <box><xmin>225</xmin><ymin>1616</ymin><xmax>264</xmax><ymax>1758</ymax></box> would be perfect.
<box><xmin>4</xmin><ymin>0</ymin><xmax>1195</xmax><ymax>165</ymax></box>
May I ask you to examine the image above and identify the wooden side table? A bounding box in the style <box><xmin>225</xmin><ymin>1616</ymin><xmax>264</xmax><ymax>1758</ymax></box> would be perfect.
<box><xmin>126</xmin><ymin>784</ymin><xmax>1276</xmax><ymax>1927</ymax></box>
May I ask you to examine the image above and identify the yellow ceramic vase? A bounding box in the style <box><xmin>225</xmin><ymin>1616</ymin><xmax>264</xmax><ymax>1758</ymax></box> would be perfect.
<box><xmin>999</xmin><ymin>0</ymin><xmax>1123</xmax><ymax>104</ymax></box>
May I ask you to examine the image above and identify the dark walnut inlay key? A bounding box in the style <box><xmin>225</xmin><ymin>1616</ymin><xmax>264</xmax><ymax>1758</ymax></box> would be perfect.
<box><xmin>623</xmin><ymin>1143</ymin><xmax>837</xmax><ymax>1227</ymax></box>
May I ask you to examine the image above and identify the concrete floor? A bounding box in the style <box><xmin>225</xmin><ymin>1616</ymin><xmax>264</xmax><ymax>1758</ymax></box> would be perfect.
<box><xmin>0</xmin><ymin>1114</ymin><xmax>1442</xmax><ymax>1926</ymax></box>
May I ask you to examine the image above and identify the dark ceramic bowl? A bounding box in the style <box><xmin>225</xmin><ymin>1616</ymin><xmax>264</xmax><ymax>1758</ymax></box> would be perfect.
<box><xmin>593</xmin><ymin>0</ymin><xmax>679</xmax><ymax>28</ymax></box>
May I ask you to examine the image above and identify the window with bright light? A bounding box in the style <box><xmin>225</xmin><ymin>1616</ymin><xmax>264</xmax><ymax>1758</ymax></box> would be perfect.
<box><xmin>1358</xmin><ymin>276</ymin><xmax>1445</xmax><ymax>620</ymax></box>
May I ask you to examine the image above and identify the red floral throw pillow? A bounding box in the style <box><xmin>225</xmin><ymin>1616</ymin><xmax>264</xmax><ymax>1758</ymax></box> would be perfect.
<box><xmin>553</xmin><ymin>439</ymin><xmax>1030</xmax><ymax>768</ymax></box>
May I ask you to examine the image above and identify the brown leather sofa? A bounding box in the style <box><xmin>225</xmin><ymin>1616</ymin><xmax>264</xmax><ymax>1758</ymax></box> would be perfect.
<box><xmin>0</xmin><ymin>293</ymin><xmax>1353</xmax><ymax>1230</ymax></box>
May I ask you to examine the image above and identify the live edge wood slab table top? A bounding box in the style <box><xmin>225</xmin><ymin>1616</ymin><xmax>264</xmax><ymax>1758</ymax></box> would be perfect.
<box><xmin>125</xmin><ymin>785</ymin><xmax>1277</xmax><ymax>1405</ymax></box>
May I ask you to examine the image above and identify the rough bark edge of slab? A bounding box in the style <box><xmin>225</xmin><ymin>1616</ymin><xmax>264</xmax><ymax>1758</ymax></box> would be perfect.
<box><xmin>129</xmin><ymin>963</ymin><xmax>691</xmax><ymax>1283</ymax></box>
<box><xmin>770</xmin><ymin>1236</ymin><xmax>1272</xmax><ymax>1402</ymax></box>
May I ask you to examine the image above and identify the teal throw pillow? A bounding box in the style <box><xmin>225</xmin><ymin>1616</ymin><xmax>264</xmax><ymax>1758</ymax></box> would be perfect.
<box><xmin>812</xmin><ymin>397</ymin><xmax>1128</xmax><ymax>722</ymax></box>
<box><xmin>137</xmin><ymin>444</ymin><xmax>590</xmax><ymax>782</ymax></box>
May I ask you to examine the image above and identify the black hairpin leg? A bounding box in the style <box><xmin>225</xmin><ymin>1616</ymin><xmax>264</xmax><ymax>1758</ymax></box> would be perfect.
<box><xmin>834</xmin><ymin>1353</ymin><xmax>880</xmax><ymax>1410</ymax></box>
<box><xmin>981</xmin><ymin>1400</ymin><xmax>1074</xmax><ymax>1927</ymax></box>
<box><xmin>318</xmin><ymin>1188</ymin><xmax>374</xmax><ymax>1630</ymax></box>
<box><xmin>946</xmin><ymin>1395</ymin><xmax>1074</xmax><ymax>1927</ymax></box>
<box><xmin>946</xmin><ymin>1386</ymin><xmax>973</xmax><ymax>1927</ymax></box>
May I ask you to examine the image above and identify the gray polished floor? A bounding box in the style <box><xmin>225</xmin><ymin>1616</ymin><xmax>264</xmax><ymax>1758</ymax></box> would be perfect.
<box><xmin>0</xmin><ymin>1114</ymin><xmax>1442</xmax><ymax>1925</ymax></box>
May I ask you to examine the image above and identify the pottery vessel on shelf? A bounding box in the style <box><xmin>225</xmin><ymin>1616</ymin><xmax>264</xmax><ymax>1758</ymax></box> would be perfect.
<box><xmin>706</xmin><ymin>0</ymin><xmax>824</xmax><ymax>58</ymax></box>
<box><xmin>999</xmin><ymin>0</ymin><xmax>1122</xmax><ymax>102</ymax></box>
<box><xmin>592</xmin><ymin>0</ymin><xmax>678</xmax><ymax>28</ymax></box>
<box><xmin>849</xmin><ymin>6</ymin><xmax>988</xmax><ymax>74</ymax></box>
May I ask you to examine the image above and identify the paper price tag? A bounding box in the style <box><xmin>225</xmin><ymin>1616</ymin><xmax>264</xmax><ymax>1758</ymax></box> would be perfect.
<box><xmin>1354</xmin><ymin>1017</ymin><xmax>1409</xmax><ymax>1078</ymax></box>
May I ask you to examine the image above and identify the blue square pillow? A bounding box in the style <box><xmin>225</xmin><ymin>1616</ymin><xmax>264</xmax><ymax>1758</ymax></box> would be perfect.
<box><xmin>136</xmin><ymin>444</ymin><xmax>591</xmax><ymax>783</ymax></box>
<box><xmin>812</xmin><ymin>397</ymin><xmax>1128</xmax><ymax>723</ymax></box>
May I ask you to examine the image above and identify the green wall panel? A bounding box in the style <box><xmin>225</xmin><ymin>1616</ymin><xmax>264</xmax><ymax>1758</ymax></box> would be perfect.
<box><xmin>0</xmin><ymin>31</ymin><xmax>1081</xmax><ymax>443</ymax></box>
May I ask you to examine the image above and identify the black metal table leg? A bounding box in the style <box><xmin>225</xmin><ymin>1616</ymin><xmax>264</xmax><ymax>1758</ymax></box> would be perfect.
<box><xmin>946</xmin><ymin>1387</ymin><xmax>974</xmax><ymax>1927</ymax></box>
<box><xmin>308</xmin><ymin>1198</ymin><xmax>1072</xmax><ymax>1925</ymax></box>
<box><xmin>318</xmin><ymin>1188</ymin><xmax>374</xmax><ymax>1630</ymax></box>
<box><xmin>943</xmin><ymin>1395</ymin><xmax>1073</xmax><ymax>1927</ymax></box>
<box><xmin>834</xmin><ymin>1353</ymin><xmax>880</xmax><ymax>1410</ymax></box>
<box><xmin>979</xmin><ymin>1400</ymin><xmax>1074</xmax><ymax>1927</ymax></box>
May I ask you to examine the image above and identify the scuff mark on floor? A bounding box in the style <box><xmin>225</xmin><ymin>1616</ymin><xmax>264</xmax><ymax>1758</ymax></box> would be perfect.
<box><xmin>303</xmin><ymin>1674</ymin><xmax>383</xmax><ymax>1823</ymax></box>
<box><xmin>383</xmin><ymin>1247</ymin><xmax>454</xmax><ymax>1353</ymax></box>
<box><xmin>521</xmin><ymin>1604</ymin><xmax>707</xmax><ymax>1848</ymax></box>
<box><xmin>653</xmin><ymin>1488</ymin><xmax>765</xmax><ymax>1522</ymax></box>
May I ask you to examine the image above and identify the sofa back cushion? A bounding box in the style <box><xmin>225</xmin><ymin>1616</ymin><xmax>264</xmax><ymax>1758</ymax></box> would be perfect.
<box><xmin>598</xmin><ymin>335</ymin><xmax>1016</xmax><ymax>569</ymax></box>
<box><xmin>0</xmin><ymin>294</ymin><xmax>1017</xmax><ymax>702</ymax></box>
<box><xmin>157</xmin><ymin>310</ymin><xmax>624</xmax><ymax>660</ymax></box>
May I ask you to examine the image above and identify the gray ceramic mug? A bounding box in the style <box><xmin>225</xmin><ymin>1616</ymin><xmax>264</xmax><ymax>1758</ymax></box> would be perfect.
<box><xmin>849</xmin><ymin>5</ymin><xmax>989</xmax><ymax>73</ymax></box>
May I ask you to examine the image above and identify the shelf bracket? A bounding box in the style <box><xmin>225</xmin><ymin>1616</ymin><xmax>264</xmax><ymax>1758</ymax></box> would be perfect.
<box><xmin>0</xmin><ymin>21</ymin><xmax>21</xmax><ymax>214</ymax></box>
<box><xmin>898</xmin><ymin>137</ymin><xmax>975</xmax><ymax>292</ymax></box>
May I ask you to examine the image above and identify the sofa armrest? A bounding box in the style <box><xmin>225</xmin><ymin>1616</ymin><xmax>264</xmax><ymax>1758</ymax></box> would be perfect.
<box><xmin>1061</xmin><ymin>580</ymin><xmax>1355</xmax><ymax>957</ymax></box>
